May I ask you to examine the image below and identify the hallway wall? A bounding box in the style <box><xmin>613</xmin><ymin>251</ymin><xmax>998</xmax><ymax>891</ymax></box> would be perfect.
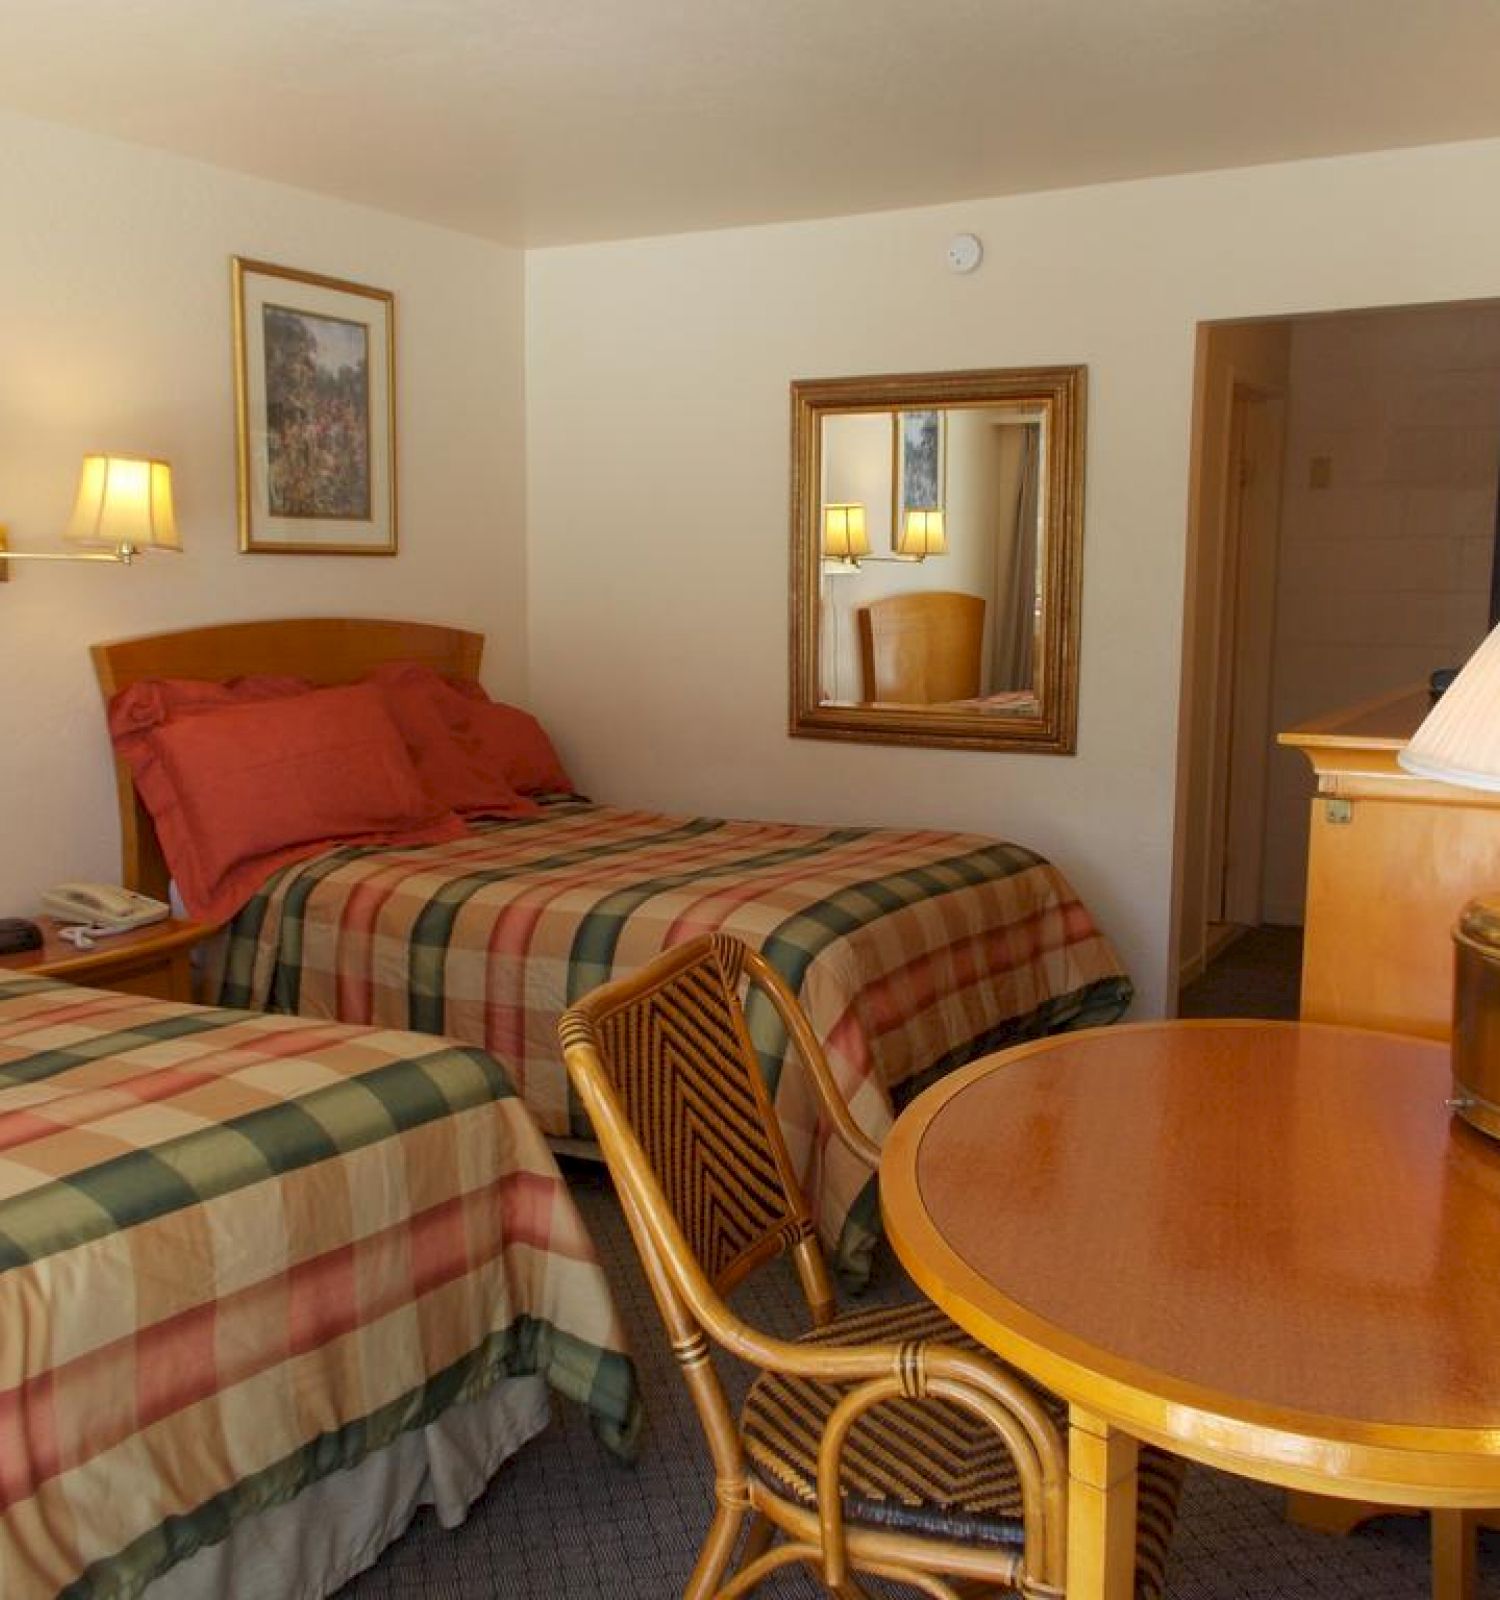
<box><xmin>1261</xmin><ymin>302</ymin><xmax>1500</xmax><ymax>922</ymax></box>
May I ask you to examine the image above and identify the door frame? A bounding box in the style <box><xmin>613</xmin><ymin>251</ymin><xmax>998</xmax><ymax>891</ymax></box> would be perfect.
<box><xmin>1172</xmin><ymin>321</ymin><xmax>1290</xmax><ymax>994</ymax></box>
<box><xmin>1209</xmin><ymin>384</ymin><xmax>1286</xmax><ymax>927</ymax></box>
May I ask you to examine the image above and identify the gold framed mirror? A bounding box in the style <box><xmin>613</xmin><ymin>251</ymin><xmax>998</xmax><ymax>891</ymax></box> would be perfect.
<box><xmin>790</xmin><ymin>366</ymin><xmax>1086</xmax><ymax>753</ymax></box>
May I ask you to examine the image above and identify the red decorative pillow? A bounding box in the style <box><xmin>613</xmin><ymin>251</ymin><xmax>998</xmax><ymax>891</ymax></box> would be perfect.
<box><xmin>109</xmin><ymin>675</ymin><xmax>314</xmax><ymax>756</ymax></box>
<box><xmin>368</xmin><ymin>662</ymin><xmax>572</xmax><ymax>805</ymax></box>
<box><xmin>110</xmin><ymin>680</ymin><xmax>466</xmax><ymax>924</ymax></box>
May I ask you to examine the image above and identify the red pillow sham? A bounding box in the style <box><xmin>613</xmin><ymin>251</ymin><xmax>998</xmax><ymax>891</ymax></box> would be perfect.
<box><xmin>110</xmin><ymin>679</ymin><xmax>466</xmax><ymax>924</ymax></box>
<box><xmin>367</xmin><ymin>662</ymin><xmax>572</xmax><ymax>807</ymax></box>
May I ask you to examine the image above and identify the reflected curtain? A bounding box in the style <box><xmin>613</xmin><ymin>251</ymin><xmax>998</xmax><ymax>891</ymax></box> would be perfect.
<box><xmin>992</xmin><ymin>427</ymin><xmax>1039</xmax><ymax>690</ymax></box>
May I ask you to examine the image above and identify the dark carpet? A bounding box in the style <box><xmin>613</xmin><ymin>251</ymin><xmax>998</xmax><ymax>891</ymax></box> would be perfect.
<box><xmin>338</xmin><ymin>1154</ymin><xmax>1500</xmax><ymax>1598</ymax></box>
<box><xmin>1179</xmin><ymin>925</ymin><xmax>1304</xmax><ymax>1021</ymax></box>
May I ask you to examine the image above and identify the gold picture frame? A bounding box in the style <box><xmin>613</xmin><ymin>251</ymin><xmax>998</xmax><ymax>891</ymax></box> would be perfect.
<box><xmin>232</xmin><ymin>258</ymin><xmax>397</xmax><ymax>555</ymax></box>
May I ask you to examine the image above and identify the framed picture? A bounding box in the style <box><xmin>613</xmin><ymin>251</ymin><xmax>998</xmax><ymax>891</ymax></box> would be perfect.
<box><xmin>232</xmin><ymin>258</ymin><xmax>397</xmax><ymax>554</ymax></box>
<box><xmin>893</xmin><ymin>408</ymin><xmax>945</xmax><ymax>547</ymax></box>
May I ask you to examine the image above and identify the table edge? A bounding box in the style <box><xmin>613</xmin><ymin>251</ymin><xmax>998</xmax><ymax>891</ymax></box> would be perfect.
<box><xmin>880</xmin><ymin>1022</ymin><xmax>1500</xmax><ymax>1499</ymax></box>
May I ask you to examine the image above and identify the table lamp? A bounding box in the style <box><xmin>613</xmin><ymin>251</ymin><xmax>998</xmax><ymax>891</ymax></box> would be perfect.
<box><xmin>1399</xmin><ymin>621</ymin><xmax>1500</xmax><ymax>1138</ymax></box>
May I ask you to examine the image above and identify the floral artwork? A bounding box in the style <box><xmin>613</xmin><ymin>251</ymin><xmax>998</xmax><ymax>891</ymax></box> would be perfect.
<box><xmin>233</xmin><ymin>259</ymin><xmax>396</xmax><ymax>553</ymax></box>
<box><xmin>263</xmin><ymin>307</ymin><xmax>371</xmax><ymax>520</ymax></box>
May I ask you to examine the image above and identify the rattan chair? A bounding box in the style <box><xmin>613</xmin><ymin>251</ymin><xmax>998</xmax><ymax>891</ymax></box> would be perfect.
<box><xmin>559</xmin><ymin>933</ymin><xmax>1183</xmax><ymax>1599</ymax></box>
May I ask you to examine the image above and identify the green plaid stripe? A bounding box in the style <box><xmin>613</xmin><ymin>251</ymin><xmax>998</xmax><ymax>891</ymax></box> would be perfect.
<box><xmin>745</xmin><ymin>841</ymin><xmax>1047</xmax><ymax>1091</ymax></box>
<box><xmin>60</xmin><ymin>1322</ymin><xmax>640</xmax><ymax>1600</ymax></box>
<box><xmin>233</xmin><ymin>842</ymin><xmax>385</xmax><ymax>1013</ymax></box>
<box><xmin>408</xmin><ymin>815</ymin><xmax>725</xmax><ymax>1032</ymax></box>
<box><xmin>890</xmin><ymin>973</ymin><xmax>1135</xmax><ymax>1110</ymax></box>
<box><xmin>0</xmin><ymin>1043</ymin><xmax>512</xmax><ymax>1270</ymax></box>
<box><xmin>219</xmin><ymin>813</ymin><xmax>728</xmax><ymax>1025</ymax></box>
<box><xmin>830</xmin><ymin>974</ymin><xmax>1134</xmax><ymax>1287</ymax></box>
<box><xmin>564</xmin><ymin>824</ymin><xmax>869</xmax><ymax>999</ymax></box>
<box><xmin>263</xmin><ymin>817</ymin><xmax>606</xmax><ymax>1016</ymax></box>
<box><xmin>0</xmin><ymin>1006</ymin><xmax>249</xmax><ymax>1088</ymax></box>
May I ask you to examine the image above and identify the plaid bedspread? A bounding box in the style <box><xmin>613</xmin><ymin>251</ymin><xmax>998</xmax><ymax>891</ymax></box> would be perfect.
<box><xmin>213</xmin><ymin>802</ymin><xmax>1132</xmax><ymax>1279</ymax></box>
<box><xmin>0</xmin><ymin>973</ymin><xmax>638</xmax><ymax>1600</ymax></box>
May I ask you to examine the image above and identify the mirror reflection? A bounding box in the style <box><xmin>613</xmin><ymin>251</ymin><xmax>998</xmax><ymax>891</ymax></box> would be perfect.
<box><xmin>819</xmin><ymin>407</ymin><xmax>1043</xmax><ymax>709</ymax></box>
<box><xmin>790</xmin><ymin>367</ymin><xmax>1086</xmax><ymax>753</ymax></box>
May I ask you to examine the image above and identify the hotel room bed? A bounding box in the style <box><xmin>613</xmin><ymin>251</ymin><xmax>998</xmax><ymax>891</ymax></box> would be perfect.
<box><xmin>0</xmin><ymin>969</ymin><xmax>638</xmax><ymax>1600</ymax></box>
<box><xmin>91</xmin><ymin>617</ymin><xmax>1133</xmax><ymax>1281</ymax></box>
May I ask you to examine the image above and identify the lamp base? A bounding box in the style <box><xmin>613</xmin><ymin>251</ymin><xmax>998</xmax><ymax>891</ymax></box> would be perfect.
<box><xmin>1452</xmin><ymin>898</ymin><xmax>1500</xmax><ymax>1140</ymax></box>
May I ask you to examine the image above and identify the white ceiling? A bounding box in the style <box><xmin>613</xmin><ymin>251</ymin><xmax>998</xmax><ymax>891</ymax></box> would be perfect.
<box><xmin>5</xmin><ymin>0</ymin><xmax>1500</xmax><ymax>247</ymax></box>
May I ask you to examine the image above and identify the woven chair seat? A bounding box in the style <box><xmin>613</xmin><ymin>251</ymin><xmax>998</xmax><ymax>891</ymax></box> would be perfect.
<box><xmin>742</xmin><ymin>1299</ymin><xmax>1184</xmax><ymax>1598</ymax></box>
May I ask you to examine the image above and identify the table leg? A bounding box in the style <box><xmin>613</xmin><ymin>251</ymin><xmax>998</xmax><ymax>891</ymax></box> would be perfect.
<box><xmin>1431</xmin><ymin>1509</ymin><xmax>1476</xmax><ymax>1600</ymax></box>
<box><xmin>1067</xmin><ymin>1405</ymin><xmax>1139</xmax><ymax>1600</ymax></box>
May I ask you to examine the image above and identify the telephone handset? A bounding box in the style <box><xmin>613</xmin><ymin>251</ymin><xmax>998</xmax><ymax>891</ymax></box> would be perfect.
<box><xmin>41</xmin><ymin>882</ymin><xmax>170</xmax><ymax>933</ymax></box>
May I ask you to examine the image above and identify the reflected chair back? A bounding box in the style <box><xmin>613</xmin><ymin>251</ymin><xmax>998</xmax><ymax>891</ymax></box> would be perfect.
<box><xmin>857</xmin><ymin>589</ymin><xmax>986</xmax><ymax>704</ymax></box>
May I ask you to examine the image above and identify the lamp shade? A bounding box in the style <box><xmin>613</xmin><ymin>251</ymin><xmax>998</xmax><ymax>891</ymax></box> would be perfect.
<box><xmin>1399</xmin><ymin>623</ymin><xmax>1500</xmax><ymax>790</ymax></box>
<box><xmin>823</xmin><ymin>502</ymin><xmax>869</xmax><ymax>561</ymax></box>
<box><xmin>897</xmin><ymin>508</ymin><xmax>947</xmax><ymax>558</ymax></box>
<box><xmin>64</xmin><ymin>456</ymin><xmax>180</xmax><ymax>553</ymax></box>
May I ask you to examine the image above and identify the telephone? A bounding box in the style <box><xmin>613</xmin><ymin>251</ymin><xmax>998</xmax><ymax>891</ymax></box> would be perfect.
<box><xmin>41</xmin><ymin>882</ymin><xmax>170</xmax><ymax>933</ymax></box>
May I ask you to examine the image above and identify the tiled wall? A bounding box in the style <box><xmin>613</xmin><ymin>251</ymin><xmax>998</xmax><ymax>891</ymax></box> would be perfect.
<box><xmin>1261</xmin><ymin>303</ymin><xmax>1500</xmax><ymax>922</ymax></box>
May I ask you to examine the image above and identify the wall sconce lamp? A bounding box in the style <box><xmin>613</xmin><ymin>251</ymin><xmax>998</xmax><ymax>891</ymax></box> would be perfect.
<box><xmin>897</xmin><ymin>507</ymin><xmax>948</xmax><ymax>559</ymax></box>
<box><xmin>0</xmin><ymin>455</ymin><xmax>181</xmax><ymax>582</ymax></box>
<box><xmin>1399</xmin><ymin>623</ymin><xmax>1500</xmax><ymax>1141</ymax></box>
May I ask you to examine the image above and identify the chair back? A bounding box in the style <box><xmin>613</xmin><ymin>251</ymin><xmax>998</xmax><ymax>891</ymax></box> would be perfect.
<box><xmin>561</xmin><ymin>934</ymin><xmax>1087</xmax><ymax>1599</ymax></box>
<box><xmin>560</xmin><ymin>934</ymin><xmax>822</xmax><ymax>1297</ymax></box>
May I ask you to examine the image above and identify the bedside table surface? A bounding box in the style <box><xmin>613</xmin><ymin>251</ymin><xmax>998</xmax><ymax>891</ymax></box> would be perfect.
<box><xmin>0</xmin><ymin>916</ymin><xmax>209</xmax><ymax>980</ymax></box>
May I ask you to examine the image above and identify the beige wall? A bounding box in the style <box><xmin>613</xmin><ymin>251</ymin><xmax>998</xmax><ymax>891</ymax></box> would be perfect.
<box><xmin>1261</xmin><ymin>302</ymin><xmax>1500</xmax><ymax>922</ymax></box>
<box><xmin>526</xmin><ymin>138</ymin><xmax>1500</xmax><ymax>1016</ymax></box>
<box><xmin>0</xmin><ymin>112</ymin><xmax>527</xmax><ymax>911</ymax></box>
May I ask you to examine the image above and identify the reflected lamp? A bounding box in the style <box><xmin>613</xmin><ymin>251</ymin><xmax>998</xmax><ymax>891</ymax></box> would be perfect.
<box><xmin>822</xmin><ymin>502</ymin><xmax>870</xmax><ymax>565</ymax></box>
<box><xmin>1399</xmin><ymin>622</ymin><xmax>1500</xmax><ymax>1139</ymax></box>
<box><xmin>897</xmin><ymin>508</ymin><xmax>947</xmax><ymax>559</ymax></box>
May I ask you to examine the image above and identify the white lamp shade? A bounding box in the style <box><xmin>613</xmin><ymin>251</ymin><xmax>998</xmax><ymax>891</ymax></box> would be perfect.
<box><xmin>897</xmin><ymin>508</ymin><xmax>947</xmax><ymax>557</ymax></box>
<box><xmin>823</xmin><ymin>502</ymin><xmax>869</xmax><ymax>560</ymax></box>
<box><xmin>64</xmin><ymin>455</ymin><xmax>181</xmax><ymax>553</ymax></box>
<box><xmin>1399</xmin><ymin>622</ymin><xmax>1500</xmax><ymax>790</ymax></box>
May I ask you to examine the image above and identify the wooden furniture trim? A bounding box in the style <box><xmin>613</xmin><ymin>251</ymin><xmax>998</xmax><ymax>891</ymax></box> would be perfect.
<box><xmin>0</xmin><ymin>916</ymin><xmax>208</xmax><ymax>1002</ymax></box>
<box><xmin>1277</xmin><ymin>682</ymin><xmax>1425</xmax><ymax>749</ymax></box>
<box><xmin>880</xmin><ymin>1019</ymin><xmax>1500</xmax><ymax>1508</ymax></box>
<box><xmin>91</xmin><ymin>616</ymin><xmax>484</xmax><ymax>902</ymax></box>
<box><xmin>1279</xmin><ymin>684</ymin><xmax>1484</xmax><ymax>804</ymax></box>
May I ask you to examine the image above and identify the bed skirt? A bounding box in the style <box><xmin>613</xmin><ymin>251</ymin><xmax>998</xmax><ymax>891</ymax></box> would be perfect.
<box><xmin>145</xmin><ymin>1375</ymin><xmax>551</xmax><ymax>1600</ymax></box>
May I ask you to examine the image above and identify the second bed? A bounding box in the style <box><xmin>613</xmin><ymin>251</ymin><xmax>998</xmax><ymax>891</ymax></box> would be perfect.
<box><xmin>94</xmin><ymin>617</ymin><xmax>1132</xmax><ymax>1280</ymax></box>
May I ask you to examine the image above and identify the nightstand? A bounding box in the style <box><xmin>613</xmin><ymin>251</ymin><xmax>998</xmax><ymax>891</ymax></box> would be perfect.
<box><xmin>0</xmin><ymin>917</ymin><xmax>209</xmax><ymax>1002</ymax></box>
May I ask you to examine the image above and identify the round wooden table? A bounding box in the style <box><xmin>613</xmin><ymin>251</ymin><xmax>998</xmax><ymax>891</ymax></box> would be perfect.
<box><xmin>880</xmin><ymin>1020</ymin><xmax>1500</xmax><ymax>1600</ymax></box>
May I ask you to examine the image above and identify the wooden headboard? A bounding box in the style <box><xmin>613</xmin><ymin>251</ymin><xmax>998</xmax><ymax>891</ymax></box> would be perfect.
<box><xmin>92</xmin><ymin>616</ymin><xmax>485</xmax><ymax>904</ymax></box>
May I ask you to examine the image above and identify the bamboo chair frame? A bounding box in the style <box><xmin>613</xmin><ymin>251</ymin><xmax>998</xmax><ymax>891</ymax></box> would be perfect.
<box><xmin>559</xmin><ymin>933</ymin><xmax>1068</xmax><ymax>1599</ymax></box>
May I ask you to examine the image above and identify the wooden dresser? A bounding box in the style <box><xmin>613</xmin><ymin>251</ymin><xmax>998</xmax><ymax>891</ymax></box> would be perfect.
<box><xmin>1280</xmin><ymin>685</ymin><xmax>1500</xmax><ymax>1041</ymax></box>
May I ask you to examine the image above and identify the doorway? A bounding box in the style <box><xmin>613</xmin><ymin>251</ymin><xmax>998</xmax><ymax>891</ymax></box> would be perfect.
<box><xmin>1174</xmin><ymin>300</ymin><xmax>1500</xmax><ymax>1005</ymax></box>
